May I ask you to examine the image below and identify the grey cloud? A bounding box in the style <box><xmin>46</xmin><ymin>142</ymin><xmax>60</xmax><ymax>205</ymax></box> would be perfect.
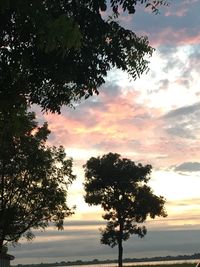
<box><xmin>174</xmin><ymin>201</ymin><xmax>200</xmax><ymax>207</ymax></box>
<box><xmin>164</xmin><ymin>102</ymin><xmax>200</xmax><ymax>118</ymax></box>
<box><xmin>147</xmin><ymin>79</ymin><xmax>170</xmax><ymax>95</ymax></box>
<box><xmin>174</xmin><ymin>162</ymin><xmax>200</xmax><ymax>172</ymax></box>
<box><xmin>163</xmin><ymin>55</ymin><xmax>183</xmax><ymax>73</ymax></box>
<box><xmin>172</xmin><ymin>44</ymin><xmax>200</xmax><ymax>88</ymax></box>
<box><xmin>64</xmin><ymin>220</ymin><xmax>104</xmax><ymax>226</ymax></box>
<box><xmin>158</xmin><ymin>79</ymin><xmax>169</xmax><ymax>91</ymax></box>
<box><xmin>100</xmin><ymin>81</ymin><xmax>122</xmax><ymax>97</ymax></box>
<box><xmin>124</xmin><ymin>230</ymin><xmax>200</xmax><ymax>253</ymax></box>
<box><xmin>11</xmin><ymin>229</ymin><xmax>200</xmax><ymax>265</ymax></box>
<box><xmin>160</xmin><ymin>44</ymin><xmax>200</xmax><ymax>90</ymax></box>
<box><xmin>166</xmin><ymin>126</ymin><xmax>195</xmax><ymax>139</ymax></box>
<box><xmin>189</xmin><ymin>45</ymin><xmax>200</xmax><ymax>61</ymax></box>
<box><xmin>163</xmin><ymin>102</ymin><xmax>200</xmax><ymax>139</ymax></box>
<box><xmin>158</xmin><ymin>45</ymin><xmax>178</xmax><ymax>56</ymax></box>
<box><xmin>187</xmin><ymin>44</ymin><xmax>200</xmax><ymax>73</ymax></box>
<box><xmin>158</xmin><ymin>49</ymin><xmax>195</xmax><ymax>89</ymax></box>
<box><xmin>11</xmin><ymin>224</ymin><xmax>115</xmax><ymax>263</ymax></box>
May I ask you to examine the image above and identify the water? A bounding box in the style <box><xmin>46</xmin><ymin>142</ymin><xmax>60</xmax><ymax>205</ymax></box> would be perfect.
<box><xmin>57</xmin><ymin>259</ymin><xmax>199</xmax><ymax>267</ymax></box>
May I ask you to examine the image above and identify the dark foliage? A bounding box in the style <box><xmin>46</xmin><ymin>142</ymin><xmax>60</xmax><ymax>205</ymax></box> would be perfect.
<box><xmin>0</xmin><ymin>0</ymin><xmax>168</xmax><ymax>112</ymax></box>
<box><xmin>84</xmin><ymin>152</ymin><xmax>167</xmax><ymax>267</ymax></box>
<box><xmin>0</xmin><ymin>104</ymin><xmax>75</xmax><ymax>251</ymax></box>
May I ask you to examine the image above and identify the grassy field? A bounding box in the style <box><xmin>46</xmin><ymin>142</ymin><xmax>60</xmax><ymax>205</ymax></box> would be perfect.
<box><xmin>12</xmin><ymin>261</ymin><xmax>199</xmax><ymax>267</ymax></box>
<box><xmin>127</xmin><ymin>264</ymin><xmax>197</xmax><ymax>267</ymax></box>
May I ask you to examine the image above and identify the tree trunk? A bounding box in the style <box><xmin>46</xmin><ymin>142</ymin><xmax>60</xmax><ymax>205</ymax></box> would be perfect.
<box><xmin>118</xmin><ymin>238</ymin><xmax>123</xmax><ymax>267</ymax></box>
<box><xmin>118</xmin><ymin>219</ymin><xmax>124</xmax><ymax>267</ymax></box>
<box><xmin>0</xmin><ymin>239</ymin><xmax>4</xmax><ymax>253</ymax></box>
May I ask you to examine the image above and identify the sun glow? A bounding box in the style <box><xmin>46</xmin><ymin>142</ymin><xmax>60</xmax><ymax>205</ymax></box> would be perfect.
<box><xmin>151</xmin><ymin>170</ymin><xmax>200</xmax><ymax>201</ymax></box>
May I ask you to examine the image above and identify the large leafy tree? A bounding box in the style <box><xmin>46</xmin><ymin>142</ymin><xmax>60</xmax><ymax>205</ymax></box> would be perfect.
<box><xmin>0</xmin><ymin>104</ymin><xmax>75</xmax><ymax>252</ymax></box>
<box><xmin>84</xmin><ymin>153</ymin><xmax>167</xmax><ymax>267</ymax></box>
<box><xmin>0</xmin><ymin>0</ymin><xmax>168</xmax><ymax>113</ymax></box>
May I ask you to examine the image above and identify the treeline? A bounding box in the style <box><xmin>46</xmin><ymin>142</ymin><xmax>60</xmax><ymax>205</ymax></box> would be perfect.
<box><xmin>12</xmin><ymin>253</ymin><xmax>200</xmax><ymax>267</ymax></box>
<box><xmin>124</xmin><ymin>253</ymin><xmax>200</xmax><ymax>263</ymax></box>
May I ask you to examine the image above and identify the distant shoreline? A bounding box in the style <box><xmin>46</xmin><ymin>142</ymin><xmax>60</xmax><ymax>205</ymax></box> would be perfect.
<box><xmin>12</xmin><ymin>253</ymin><xmax>200</xmax><ymax>267</ymax></box>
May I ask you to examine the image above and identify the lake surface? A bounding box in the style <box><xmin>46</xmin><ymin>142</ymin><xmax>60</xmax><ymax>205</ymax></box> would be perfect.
<box><xmin>57</xmin><ymin>259</ymin><xmax>199</xmax><ymax>267</ymax></box>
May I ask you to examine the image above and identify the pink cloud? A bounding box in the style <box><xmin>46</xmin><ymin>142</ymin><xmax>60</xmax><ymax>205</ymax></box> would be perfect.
<box><xmin>34</xmin><ymin>86</ymin><xmax>194</xmax><ymax>169</ymax></box>
<box><xmin>165</xmin><ymin>8</ymin><xmax>188</xmax><ymax>18</ymax></box>
<box><xmin>148</xmin><ymin>28</ymin><xmax>200</xmax><ymax>47</ymax></box>
<box><xmin>38</xmin><ymin>89</ymin><xmax>157</xmax><ymax>149</ymax></box>
<box><xmin>33</xmin><ymin>80</ymin><xmax>200</xmax><ymax>171</ymax></box>
<box><xmin>163</xmin><ymin>0</ymin><xmax>198</xmax><ymax>17</ymax></box>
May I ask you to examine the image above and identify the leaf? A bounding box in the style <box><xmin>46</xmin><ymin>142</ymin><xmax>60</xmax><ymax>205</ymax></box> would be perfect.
<box><xmin>38</xmin><ymin>15</ymin><xmax>82</xmax><ymax>54</ymax></box>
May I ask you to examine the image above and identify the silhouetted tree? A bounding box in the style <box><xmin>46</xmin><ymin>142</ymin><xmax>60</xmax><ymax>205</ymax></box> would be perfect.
<box><xmin>0</xmin><ymin>104</ymin><xmax>75</xmax><ymax>252</ymax></box>
<box><xmin>0</xmin><ymin>0</ymin><xmax>168</xmax><ymax>113</ymax></box>
<box><xmin>84</xmin><ymin>153</ymin><xmax>167</xmax><ymax>267</ymax></box>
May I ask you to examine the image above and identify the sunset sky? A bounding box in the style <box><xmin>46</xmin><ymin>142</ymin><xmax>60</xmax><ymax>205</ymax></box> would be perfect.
<box><xmin>11</xmin><ymin>0</ymin><xmax>200</xmax><ymax>264</ymax></box>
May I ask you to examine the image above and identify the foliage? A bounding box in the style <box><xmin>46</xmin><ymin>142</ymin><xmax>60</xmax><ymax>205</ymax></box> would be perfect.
<box><xmin>84</xmin><ymin>152</ymin><xmax>167</xmax><ymax>267</ymax></box>
<box><xmin>0</xmin><ymin>104</ymin><xmax>75</xmax><ymax>251</ymax></box>
<box><xmin>0</xmin><ymin>0</ymin><xmax>169</xmax><ymax>113</ymax></box>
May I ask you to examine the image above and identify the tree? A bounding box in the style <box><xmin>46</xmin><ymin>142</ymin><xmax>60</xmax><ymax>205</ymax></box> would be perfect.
<box><xmin>84</xmin><ymin>153</ymin><xmax>167</xmax><ymax>267</ymax></box>
<box><xmin>0</xmin><ymin>104</ymin><xmax>75</xmax><ymax>252</ymax></box>
<box><xmin>0</xmin><ymin>0</ymin><xmax>169</xmax><ymax>113</ymax></box>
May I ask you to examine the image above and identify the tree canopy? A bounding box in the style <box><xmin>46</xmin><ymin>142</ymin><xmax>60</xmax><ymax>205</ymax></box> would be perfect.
<box><xmin>0</xmin><ymin>0</ymin><xmax>168</xmax><ymax>113</ymax></box>
<box><xmin>84</xmin><ymin>153</ymin><xmax>167</xmax><ymax>267</ymax></box>
<box><xmin>0</xmin><ymin>104</ymin><xmax>75</xmax><ymax>252</ymax></box>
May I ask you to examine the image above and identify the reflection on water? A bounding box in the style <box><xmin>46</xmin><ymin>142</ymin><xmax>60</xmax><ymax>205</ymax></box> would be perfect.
<box><xmin>57</xmin><ymin>259</ymin><xmax>199</xmax><ymax>267</ymax></box>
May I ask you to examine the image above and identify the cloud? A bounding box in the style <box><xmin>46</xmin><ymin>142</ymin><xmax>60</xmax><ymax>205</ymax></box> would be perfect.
<box><xmin>186</xmin><ymin>45</ymin><xmax>200</xmax><ymax>75</ymax></box>
<box><xmin>33</xmin><ymin>85</ymin><xmax>200</xmax><ymax>171</ymax></box>
<box><xmin>157</xmin><ymin>79</ymin><xmax>170</xmax><ymax>91</ymax></box>
<box><xmin>155</xmin><ymin>44</ymin><xmax>200</xmax><ymax>97</ymax></box>
<box><xmin>168</xmin><ymin>198</ymin><xmax>200</xmax><ymax>208</ymax></box>
<box><xmin>166</xmin><ymin>126</ymin><xmax>195</xmax><ymax>139</ymax></box>
<box><xmin>34</xmin><ymin>83</ymin><xmax>162</xmax><ymax>161</ymax></box>
<box><xmin>164</xmin><ymin>102</ymin><xmax>200</xmax><ymax>119</ymax></box>
<box><xmin>174</xmin><ymin>162</ymin><xmax>200</xmax><ymax>172</ymax></box>
<box><xmin>11</xmin><ymin>227</ymin><xmax>200</xmax><ymax>265</ymax></box>
<box><xmin>31</xmin><ymin>1</ymin><xmax>200</xmax><ymax>170</ymax></box>
<box><xmin>119</xmin><ymin>1</ymin><xmax>200</xmax><ymax>48</ymax></box>
<box><xmin>162</xmin><ymin>102</ymin><xmax>200</xmax><ymax>141</ymax></box>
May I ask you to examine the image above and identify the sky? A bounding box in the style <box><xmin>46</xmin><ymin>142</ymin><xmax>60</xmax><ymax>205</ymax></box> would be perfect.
<box><xmin>11</xmin><ymin>0</ymin><xmax>200</xmax><ymax>265</ymax></box>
